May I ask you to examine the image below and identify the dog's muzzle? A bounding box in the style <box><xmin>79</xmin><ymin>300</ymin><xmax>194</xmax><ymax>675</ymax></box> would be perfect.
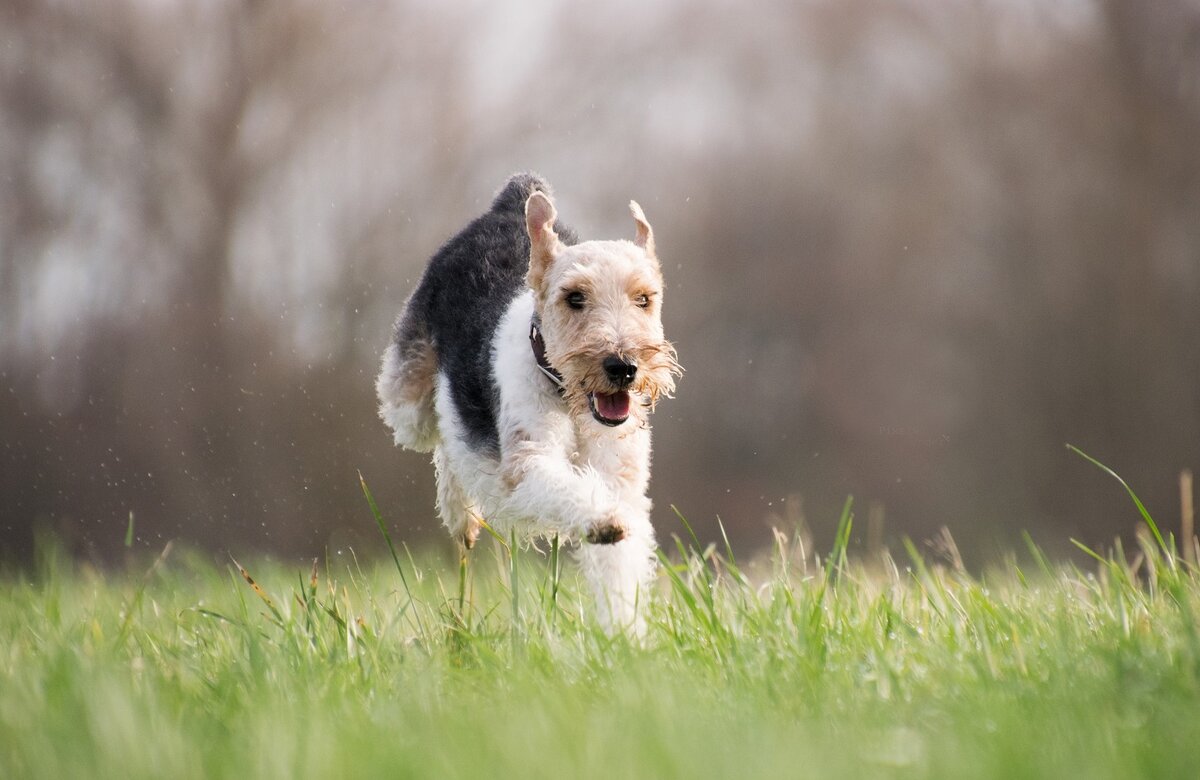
<box><xmin>588</xmin><ymin>355</ymin><xmax>637</xmax><ymax>426</ymax></box>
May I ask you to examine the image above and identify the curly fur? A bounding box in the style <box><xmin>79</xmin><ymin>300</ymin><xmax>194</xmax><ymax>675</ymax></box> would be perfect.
<box><xmin>377</xmin><ymin>173</ymin><xmax>679</xmax><ymax>633</ymax></box>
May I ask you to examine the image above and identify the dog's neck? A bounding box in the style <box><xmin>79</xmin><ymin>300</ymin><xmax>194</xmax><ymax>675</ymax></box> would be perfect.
<box><xmin>529</xmin><ymin>314</ymin><xmax>565</xmax><ymax>395</ymax></box>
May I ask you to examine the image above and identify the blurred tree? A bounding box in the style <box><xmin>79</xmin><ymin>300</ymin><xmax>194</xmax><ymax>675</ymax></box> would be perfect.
<box><xmin>1</xmin><ymin>0</ymin><xmax>420</xmax><ymax>558</ymax></box>
<box><xmin>1</xmin><ymin>0</ymin><xmax>1197</xmax><ymax>565</ymax></box>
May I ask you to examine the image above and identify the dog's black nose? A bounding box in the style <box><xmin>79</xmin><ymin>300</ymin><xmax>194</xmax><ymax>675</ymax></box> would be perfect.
<box><xmin>603</xmin><ymin>356</ymin><xmax>638</xmax><ymax>387</ymax></box>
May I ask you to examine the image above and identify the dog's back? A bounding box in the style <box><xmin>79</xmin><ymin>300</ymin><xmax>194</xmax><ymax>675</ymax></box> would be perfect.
<box><xmin>376</xmin><ymin>173</ymin><xmax>577</xmax><ymax>455</ymax></box>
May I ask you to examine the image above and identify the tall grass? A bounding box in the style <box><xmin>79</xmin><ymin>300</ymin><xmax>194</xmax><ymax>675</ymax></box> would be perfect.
<box><xmin>2</xmin><ymin>453</ymin><xmax>1199</xmax><ymax>779</ymax></box>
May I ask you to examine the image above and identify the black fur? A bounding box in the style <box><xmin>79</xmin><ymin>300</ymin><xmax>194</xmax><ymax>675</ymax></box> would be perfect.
<box><xmin>394</xmin><ymin>173</ymin><xmax>579</xmax><ymax>454</ymax></box>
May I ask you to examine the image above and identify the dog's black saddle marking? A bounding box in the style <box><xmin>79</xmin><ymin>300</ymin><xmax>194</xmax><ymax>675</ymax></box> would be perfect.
<box><xmin>397</xmin><ymin>173</ymin><xmax>577</xmax><ymax>455</ymax></box>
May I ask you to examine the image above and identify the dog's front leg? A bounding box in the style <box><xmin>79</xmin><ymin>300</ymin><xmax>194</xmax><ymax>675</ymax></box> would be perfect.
<box><xmin>500</xmin><ymin>446</ymin><xmax>625</xmax><ymax>542</ymax></box>
<box><xmin>576</xmin><ymin>501</ymin><xmax>656</xmax><ymax>635</ymax></box>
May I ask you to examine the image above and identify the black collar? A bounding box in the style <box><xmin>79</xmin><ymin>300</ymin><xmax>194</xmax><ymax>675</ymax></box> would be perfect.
<box><xmin>529</xmin><ymin>315</ymin><xmax>565</xmax><ymax>395</ymax></box>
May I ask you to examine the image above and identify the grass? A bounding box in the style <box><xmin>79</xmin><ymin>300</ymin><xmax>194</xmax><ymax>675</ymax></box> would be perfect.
<box><xmin>4</xmin><ymin>460</ymin><xmax>1200</xmax><ymax>778</ymax></box>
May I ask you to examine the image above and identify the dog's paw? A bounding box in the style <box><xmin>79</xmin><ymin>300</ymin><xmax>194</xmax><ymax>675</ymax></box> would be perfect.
<box><xmin>585</xmin><ymin>522</ymin><xmax>627</xmax><ymax>545</ymax></box>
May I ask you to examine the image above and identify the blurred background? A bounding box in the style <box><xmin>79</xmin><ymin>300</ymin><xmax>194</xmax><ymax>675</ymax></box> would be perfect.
<box><xmin>2</xmin><ymin>0</ymin><xmax>1198</xmax><ymax>567</ymax></box>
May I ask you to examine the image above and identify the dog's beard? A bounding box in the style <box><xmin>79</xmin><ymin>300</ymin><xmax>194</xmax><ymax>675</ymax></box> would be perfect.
<box><xmin>552</xmin><ymin>341</ymin><xmax>681</xmax><ymax>428</ymax></box>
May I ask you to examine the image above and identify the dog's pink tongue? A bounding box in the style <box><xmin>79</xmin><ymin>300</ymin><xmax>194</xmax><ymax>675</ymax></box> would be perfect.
<box><xmin>595</xmin><ymin>391</ymin><xmax>631</xmax><ymax>420</ymax></box>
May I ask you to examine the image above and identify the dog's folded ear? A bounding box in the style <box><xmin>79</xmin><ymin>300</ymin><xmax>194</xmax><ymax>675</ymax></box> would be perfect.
<box><xmin>629</xmin><ymin>200</ymin><xmax>655</xmax><ymax>258</ymax></box>
<box><xmin>526</xmin><ymin>191</ymin><xmax>561</xmax><ymax>292</ymax></box>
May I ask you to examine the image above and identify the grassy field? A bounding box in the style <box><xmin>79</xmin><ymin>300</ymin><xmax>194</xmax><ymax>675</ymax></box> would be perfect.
<box><xmin>3</xmin><ymin>472</ymin><xmax>1200</xmax><ymax>779</ymax></box>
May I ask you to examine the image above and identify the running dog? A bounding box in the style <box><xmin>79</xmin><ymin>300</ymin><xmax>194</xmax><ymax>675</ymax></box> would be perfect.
<box><xmin>376</xmin><ymin>173</ymin><xmax>679</xmax><ymax>632</ymax></box>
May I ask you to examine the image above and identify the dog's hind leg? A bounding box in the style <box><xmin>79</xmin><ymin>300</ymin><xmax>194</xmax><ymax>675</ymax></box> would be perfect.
<box><xmin>433</xmin><ymin>446</ymin><xmax>483</xmax><ymax>549</ymax></box>
<box><xmin>377</xmin><ymin>307</ymin><xmax>440</xmax><ymax>453</ymax></box>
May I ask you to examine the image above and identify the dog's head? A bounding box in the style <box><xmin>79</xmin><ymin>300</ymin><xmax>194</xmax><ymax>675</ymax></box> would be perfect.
<box><xmin>525</xmin><ymin>191</ymin><xmax>680</xmax><ymax>428</ymax></box>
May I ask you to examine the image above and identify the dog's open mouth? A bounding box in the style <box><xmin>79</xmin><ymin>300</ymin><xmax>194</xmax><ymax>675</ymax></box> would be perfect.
<box><xmin>588</xmin><ymin>391</ymin><xmax>632</xmax><ymax>426</ymax></box>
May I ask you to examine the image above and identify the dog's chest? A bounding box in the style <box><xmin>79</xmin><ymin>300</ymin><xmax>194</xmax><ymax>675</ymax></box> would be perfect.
<box><xmin>572</xmin><ymin>425</ymin><xmax>650</xmax><ymax>495</ymax></box>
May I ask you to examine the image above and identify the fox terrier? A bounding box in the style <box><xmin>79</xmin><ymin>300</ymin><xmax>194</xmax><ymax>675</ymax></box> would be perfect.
<box><xmin>376</xmin><ymin>173</ymin><xmax>680</xmax><ymax>632</ymax></box>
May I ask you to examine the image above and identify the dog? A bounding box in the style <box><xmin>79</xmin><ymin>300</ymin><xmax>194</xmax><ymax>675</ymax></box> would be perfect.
<box><xmin>376</xmin><ymin>173</ymin><xmax>680</xmax><ymax>632</ymax></box>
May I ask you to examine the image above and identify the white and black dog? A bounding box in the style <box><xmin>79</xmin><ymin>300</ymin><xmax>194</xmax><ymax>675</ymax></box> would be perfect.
<box><xmin>377</xmin><ymin>173</ymin><xmax>679</xmax><ymax>632</ymax></box>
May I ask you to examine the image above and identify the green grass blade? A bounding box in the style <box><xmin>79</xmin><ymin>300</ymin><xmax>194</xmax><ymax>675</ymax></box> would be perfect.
<box><xmin>1022</xmin><ymin>530</ymin><xmax>1054</xmax><ymax>578</ymax></box>
<box><xmin>672</xmin><ymin>504</ymin><xmax>704</xmax><ymax>555</ymax></box>
<box><xmin>358</xmin><ymin>470</ymin><xmax>430</xmax><ymax>644</ymax></box>
<box><xmin>357</xmin><ymin>470</ymin><xmax>415</xmax><ymax>598</ymax></box>
<box><xmin>1067</xmin><ymin>444</ymin><xmax>1171</xmax><ymax>562</ymax></box>
<box><xmin>831</xmin><ymin>496</ymin><xmax>854</xmax><ymax>585</ymax></box>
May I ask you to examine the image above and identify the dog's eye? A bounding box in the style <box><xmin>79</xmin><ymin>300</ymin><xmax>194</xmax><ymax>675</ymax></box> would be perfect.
<box><xmin>634</xmin><ymin>294</ymin><xmax>650</xmax><ymax>309</ymax></box>
<box><xmin>565</xmin><ymin>291</ymin><xmax>586</xmax><ymax>310</ymax></box>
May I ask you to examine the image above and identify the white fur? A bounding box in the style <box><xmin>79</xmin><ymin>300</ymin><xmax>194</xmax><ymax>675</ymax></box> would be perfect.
<box><xmin>477</xmin><ymin>291</ymin><xmax>653</xmax><ymax>631</ymax></box>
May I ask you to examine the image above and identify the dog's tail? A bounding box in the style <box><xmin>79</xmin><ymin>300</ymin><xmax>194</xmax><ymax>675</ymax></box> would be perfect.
<box><xmin>491</xmin><ymin>172</ymin><xmax>553</xmax><ymax>215</ymax></box>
